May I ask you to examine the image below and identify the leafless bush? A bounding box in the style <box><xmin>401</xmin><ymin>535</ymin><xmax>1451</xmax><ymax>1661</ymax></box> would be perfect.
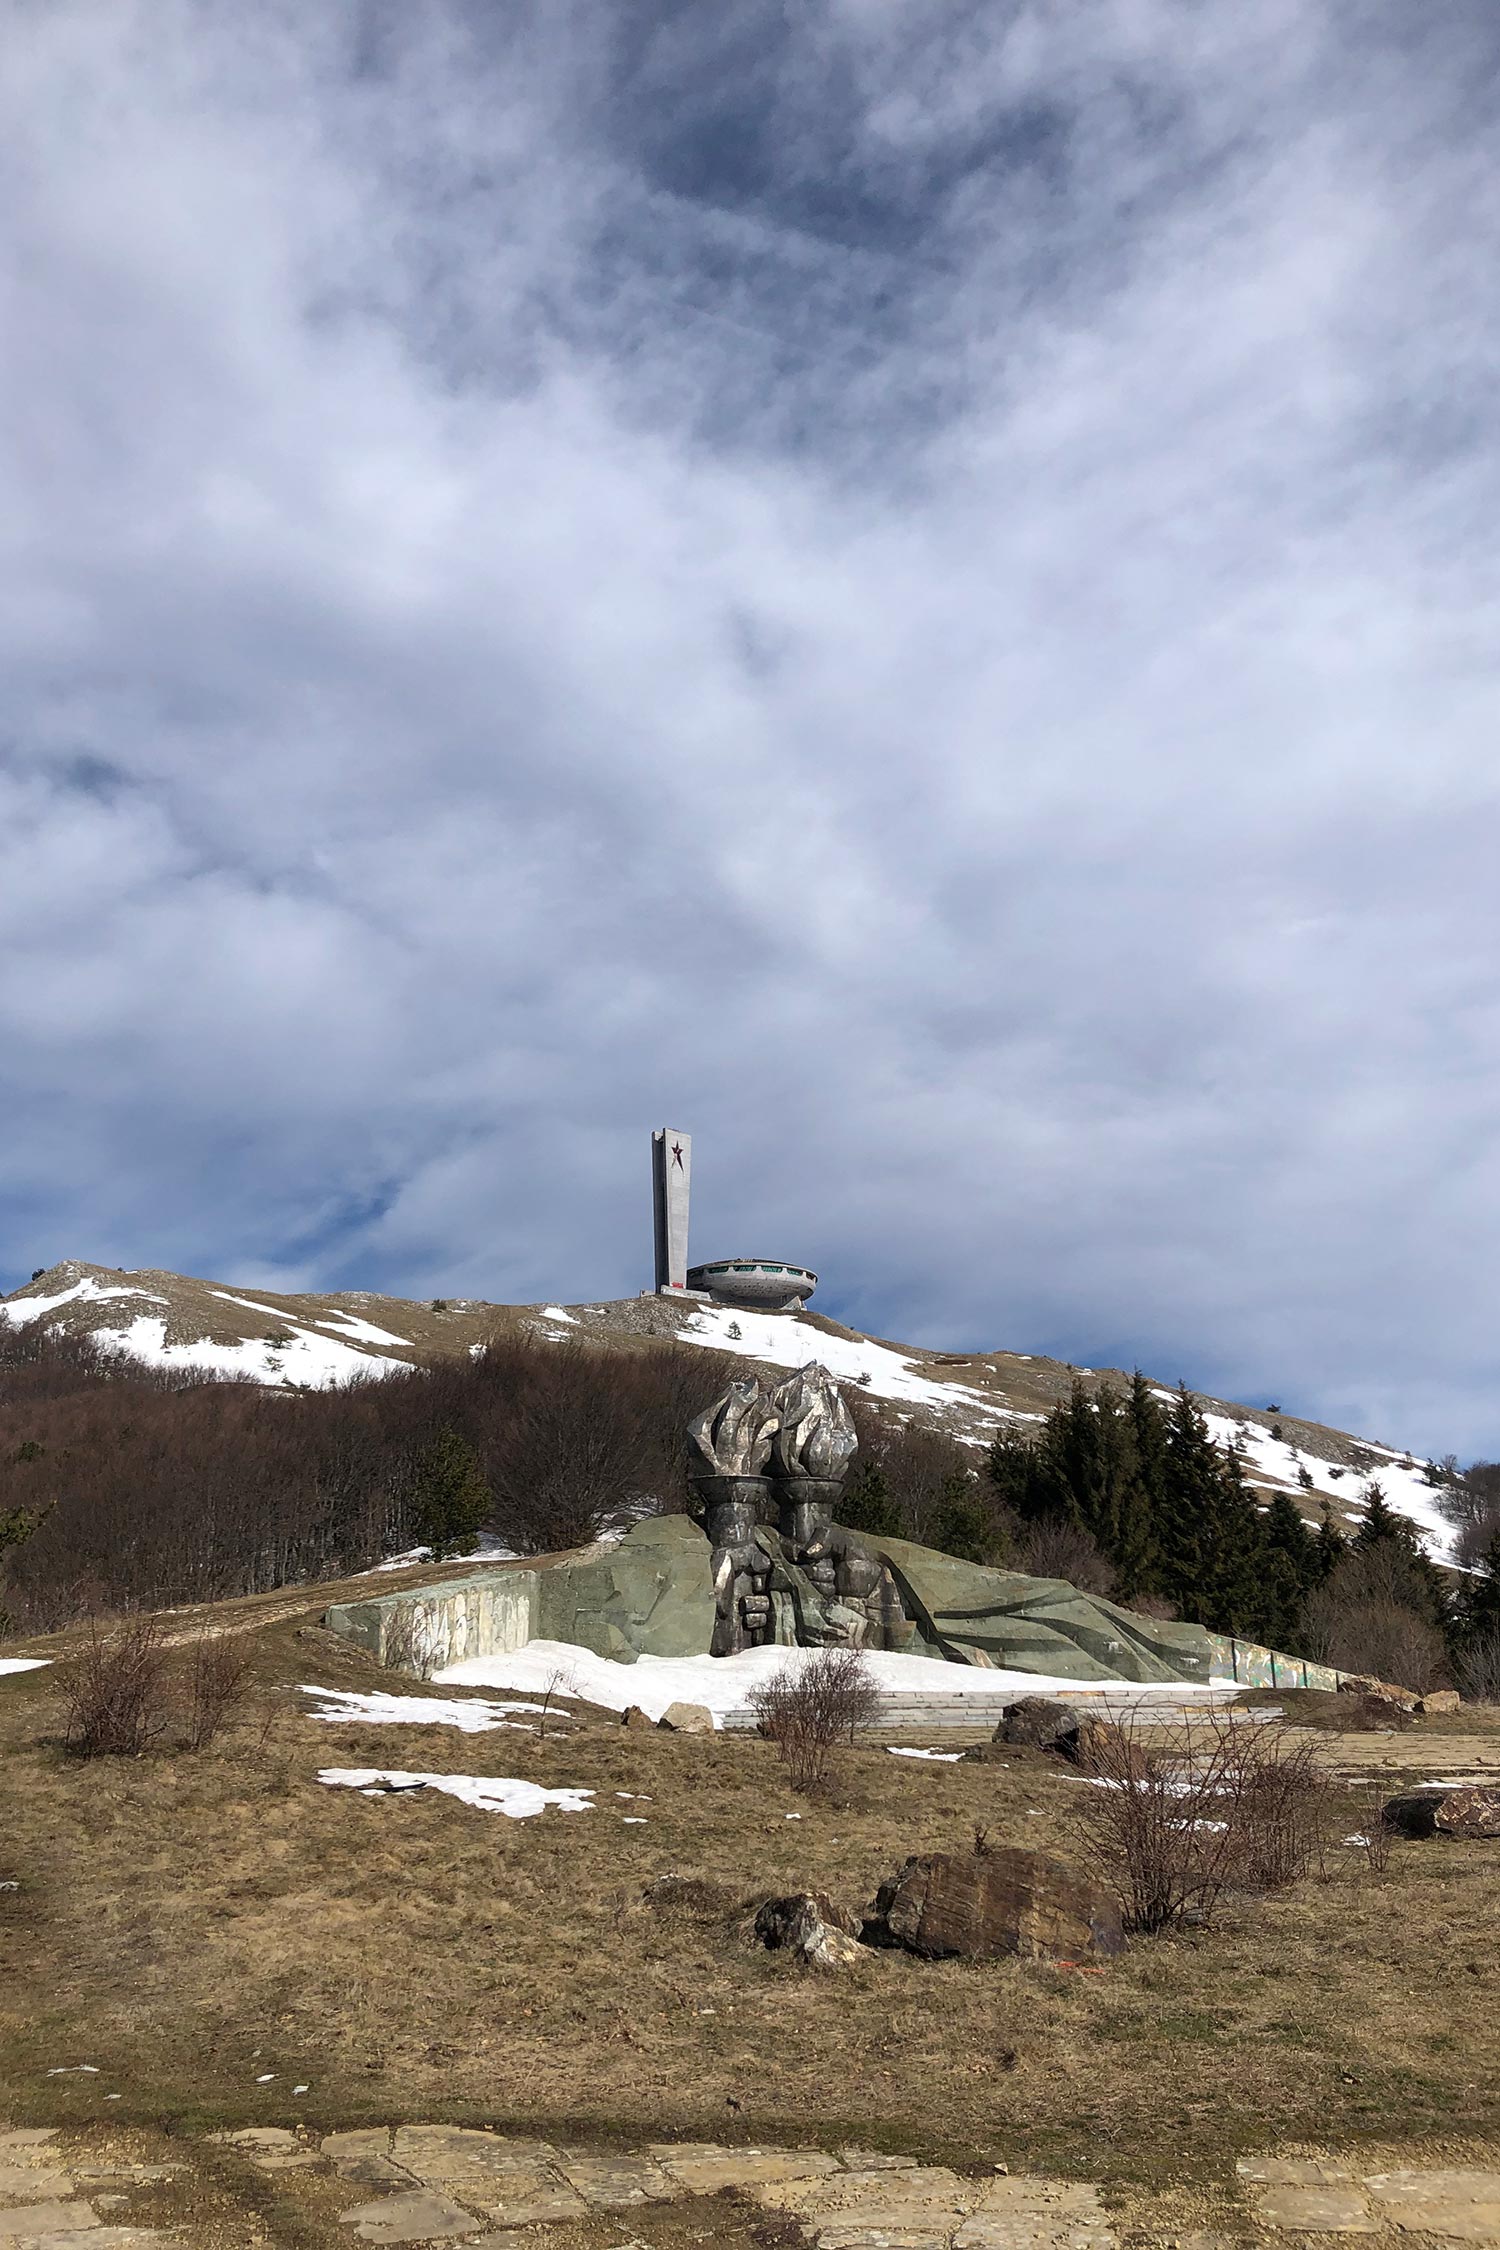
<box><xmin>1456</xmin><ymin>1631</ymin><xmax>1500</xmax><ymax>1706</ymax></box>
<box><xmin>750</xmin><ymin>1647</ymin><xmax>882</xmax><ymax>1794</ymax></box>
<box><xmin>1074</xmin><ymin>1714</ymin><xmax>1333</xmax><ymax>1932</ymax></box>
<box><xmin>381</xmin><ymin>1606</ymin><xmax>438</xmax><ymax>1680</ymax></box>
<box><xmin>58</xmin><ymin>1619</ymin><xmax>172</xmax><ymax>1758</ymax></box>
<box><xmin>1299</xmin><ymin>1546</ymin><xmax>1448</xmax><ymax>1691</ymax></box>
<box><xmin>1016</xmin><ymin>1517</ymin><xmax>1117</xmax><ymax>1595</ymax></box>
<box><xmin>184</xmin><ymin>1632</ymin><xmax>252</xmax><ymax>1749</ymax></box>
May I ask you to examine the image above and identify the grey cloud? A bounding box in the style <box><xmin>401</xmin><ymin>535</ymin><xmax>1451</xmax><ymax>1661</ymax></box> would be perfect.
<box><xmin>2</xmin><ymin>0</ymin><xmax>1499</xmax><ymax>1451</ymax></box>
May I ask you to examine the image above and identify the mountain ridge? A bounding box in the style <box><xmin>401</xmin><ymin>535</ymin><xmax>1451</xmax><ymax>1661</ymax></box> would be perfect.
<box><xmin>0</xmin><ymin>1257</ymin><xmax>1458</xmax><ymax>1562</ymax></box>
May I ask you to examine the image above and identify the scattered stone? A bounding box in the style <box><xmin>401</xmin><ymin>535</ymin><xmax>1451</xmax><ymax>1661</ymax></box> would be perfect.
<box><xmin>339</xmin><ymin>2187</ymin><xmax>480</xmax><ymax>2242</ymax></box>
<box><xmin>1236</xmin><ymin>2159</ymin><xmax>1356</xmax><ymax>2187</ymax></box>
<box><xmin>995</xmin><ymin>1698</ymin><xmax>1084</xmax><ymax>1749</ymax></box>
<box><xmin>323</xmin><ymin>2129</ymin><xmax>408</xmax><ymax>2186</ymax></box>
<box><xmin>1418</xmin><ymin>1689</ymin><xmax>1462</xmax><ymax>1715</ymax></box>
<box><xmin>1247</xmin><ymin>2184</ymin><xmax>1379</xmax><ymax>2232</ymax></box>
<box><xmin>0</xmin><ymin>2167</ymin><xmax>75</xmax><ymax>2202</ymax></box>
<box><xmin>1365</xmin><ymin>2167</ymin><xmax>1500</xmax><ymax>2240</ymax></box>
<box><xmin>553</xmin><ymin>2152</ymin><xmax>677</xmax><ymax>2208</ymax></box>
<box><xmin>648</xmin><ymin>2145</ymin><xmax>841</xmax><ymax>2194</ymax></box>
<box><xmin>863</xmin><ymin>1848</ymin><xmax>1126</xmax><ymax>1962</ymax></box>
<box><xmin>0</xmin><ymin>2200</ymin><xmax>103</xmax><ymax>2239</ymax></box>
<box><xmin>0</xmin><ymin>2137</ymin><xmax>58</xmax><ymax>2157</ymax></box>
<box><xmin>755</xmin><ymin>1892</ymin><xmax>864</xmax><ymax>1969</ymax></box>
<box><xmin>956</xmin><ymin>2173</ymin><xmax>1115</xmax><ymax>2249</ymax></box>
<box><xmin>656</xmin><ymin>1702</ymin><xmax>715</xmax><ymax>1734</ymax></box>
<box><xmin>207</xmin><ymin>2124</ymin><xmax>318</xmax><ymax>2170</ymax></box>
<box><xmin>388</xmin><ymin>2129</ymin><xmax>584</xmax><ymax>2224</ymax></box>
<box><xmin>1384</xmin><ymin>1787</ymin><xmax>1500</xmax><ymax>1840</ymax></box>
<box><xmin>621</xmin><ymin>1706</ymin><xmax>654</xmax><ymax>1730</ymax></box>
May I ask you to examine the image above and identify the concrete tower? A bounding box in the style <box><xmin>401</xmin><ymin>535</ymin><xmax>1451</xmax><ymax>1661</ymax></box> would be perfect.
<box><xmin>651</xmin><ymin>1127</ymin><xmax>692</xmax><ymax>1291</ymax></box>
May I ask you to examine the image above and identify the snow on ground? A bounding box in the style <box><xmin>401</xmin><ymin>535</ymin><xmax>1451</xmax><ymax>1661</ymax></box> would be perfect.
<box><xmin>538</xmin><ymin>1305</ymin><xmax>579</xmax><ymax>1326</ymax></box>
<box><xmin>318</xmin><ymin>1769</ymin><xmax>594</xmax><ymax>1818</ymax></box>
<box><xmin>0</xmin><ymin>1277</ymin><xmax>167</xmax><ymax>1326</ymax></box>
<box><xmin>358</xmin><ymin>1533</ymin><xmax>519</xmax><ymax>1573</ymax></box>
<box><xmin>886</xmin><ymin>1746</ymin><xmax>963</xmax><ymax>1762</ymax></box>
<box><xmin>300</xmin><ymin>1686</ymin><xmax>573</xmax><ymax>1731</ymax></box>
<box><xmin>311</xmin><ymin>1312</ymin><xmax>414</xmax><ymax>1347</ymax></box>
<box><xmin>1195</xmin><ymin>1407</ymin><xmax>1457</xmax><ymax>1562</ymax></box>
<box><xmin>435</xmin><ymin>1638</ymin><xmax>1243</xmax><ymax>1722</ymax></box>
<box><xmin>675</xmin><ymin>1301</ymin><xmax>1035</xmax><ymax>1425</ymax></box>
<box><xmin>0</xmin><ymin>1658</ymin><xmax>51</xmax><ymax>1676</ymax></box>
<box><xmin>84</xmin><ymin>1315</ymin><xmax>407</xmax><ymax>1390</ymax></box>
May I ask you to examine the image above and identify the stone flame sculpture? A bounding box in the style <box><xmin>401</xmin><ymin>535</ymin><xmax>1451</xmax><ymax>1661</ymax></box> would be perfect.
<box><xmin>688</xmin><ymin>1362</ymin><xmax>909</xmax><ymax>1656</ymax></box>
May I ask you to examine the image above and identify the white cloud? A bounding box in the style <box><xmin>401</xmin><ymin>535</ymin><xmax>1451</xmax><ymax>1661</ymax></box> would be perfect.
<box><xmin>3</xmin><ymin>1</ymin><xmax>1499</xmax><ymax>1453</ymax></box>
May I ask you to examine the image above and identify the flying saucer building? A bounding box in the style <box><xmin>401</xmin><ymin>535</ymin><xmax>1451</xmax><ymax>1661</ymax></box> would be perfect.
<box><xmin>651</xmin><ymin>1127</ymin><xmax>816</xmax><ymax>1312</ymax></box>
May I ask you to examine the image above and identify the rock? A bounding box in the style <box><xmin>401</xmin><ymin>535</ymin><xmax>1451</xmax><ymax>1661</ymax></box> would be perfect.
<box><xmin>338</xmin><ymin>2187</ymin><xmax>480</xmax><ymax>2242</ymax></box>
<box><xmin>863</xmin><ymin>1848</ymin><xmax>1126</xmax><ymax>1962</ymax></box>
<box><xmin>1339</xmin><ymin>1675</ymin><xmax>1419</xmax><ymax>1712</ymax></box>
<box><xmin>1418</xmin><ymin>1689</ymin><xmax>1461</xmax><ymax>1715</ymax></box>
<box><xmin>621</xmin><ymin>1705</ymin><xmax>654</xmax><ymax>1730</ymax></box>
<box><xmin>1365</xmin><ymin>2166</ymin><xmax>1500</xmax><ymax>2239</ymax></box>
<box><xmin>322</xmin><ymin>2129</ymin><xmax>407</xmax><ymax>2187</ymax></box>
<box><xmin>0</xmin><ymin>2202</ymin><xmax>105</xmax><ymax>2239</ymax></box>
<box><xmin>755</xmin><ymin>1891</ymin><xmax>864</xmax><ymax>1968</ymax></box>
<box><xmin>1384</xmin><ymin>1786</ymin><xmax>1500</xmax><ymax>1840</ymax></box>
<box><xmin>648</xmin><ymin>2147</ymin><xmax>841</xmax><ymax>2194</ymax></box>
<box><xmin>1054</xmin><ymin>1717</ymin><xmax>1150</xmax><ymax>1781</ymax></box>
<box><xmin>996</xmin><ymin>1697</ymin><xmax>1084</xmax><ymax>1748</ymax></box>
<box><xmin>1247</xmin><ymin>2184</ymin><xmax>1378</xmax><ymax>2232</ymax></box>
<box><xmin>657</xmin><ymin>1702</ymin><xmax>715</xmax><ymax>1733</ymax></box>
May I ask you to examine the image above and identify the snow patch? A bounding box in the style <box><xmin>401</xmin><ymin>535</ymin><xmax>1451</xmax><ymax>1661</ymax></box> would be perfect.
<box><xmin>312</xmin><ymin>1312</ymin><xmax>413</xmax><ymax>1347</ymax></box>
<box><xmin>437</xmin><ymin>1638</ymin><xmax>1244</xmax><ymax>1721</ymax></box>
<box><xmin>318</xmin><ymin>1769</ymin><xmax>594</xmax><ymax>1819</ymax></box>
<box><xmin>83</xmin><ymin>1315</ymin><xmax>408</xmax><ymax>1390</ymax></box>
<box><xmin>299</xmin><ymin>1686</ymin><xmax>571</xmax><ymax>1732</ymax></box>
<box><xmin>0</xmin><ymin>1277</ymin><xmax>166</xmax><ymax>1325</ymax></box>
<box><xmin>673</xmin><ymin>1302</ymin><xmax>1033</xmax><ymax>1426</ymax></box>
<box><xmin>886</xmin><ymin>1746</ymin><xmax>964</xmax><ymax>1762</ymax></box>
<box><xmin>0</xmin><ymin>1658</ymin><xmax>51</xmax><ymax>1677</ymax></box>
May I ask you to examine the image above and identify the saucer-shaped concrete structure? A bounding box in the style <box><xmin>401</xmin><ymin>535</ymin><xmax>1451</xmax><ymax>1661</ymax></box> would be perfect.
<box><xmin>688</xmin><ymin>1258</ymin><xmax>817</xmax><ymax>1311</ymax></box>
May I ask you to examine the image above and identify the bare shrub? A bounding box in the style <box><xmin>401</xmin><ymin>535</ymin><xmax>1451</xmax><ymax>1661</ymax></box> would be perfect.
<box><xmin>750</xmin><ymin>1648</ymin><xmax>882</xmax><ymax>1794</ymax></box>
<box><xmin>184</xmin><ymin>1632</ymin><xmax>252</xmax><ymax>1750</ymax></box>
<box><xmin>1456</xmin><ymin>1631</ymin><xmax>1500</xmax><ymax>1706</ymax></box>
<box><xmin>58</xmin><ymin>1619</ymin><xmax>171</xmax><ymax>1758</ymax></box>
<box><xmin>1074</xmin><ymin>1714</ymin><xmax>1332</xmax><ymax>1932</ymax></box>
<box><xmin>1299</xmin><ymin>1545</ymin><xmax>1448</xmax><ymax>1691</ymax></box>
<box><xmin>381</xmin><ymin>1606</ymin><xmax>438</xmax><ymax>1681</ymax></box>
<box><xmin>1016</xmin><ymin>1516</ymin><xmax>1117</xmax><ymax>1596</ymax></box>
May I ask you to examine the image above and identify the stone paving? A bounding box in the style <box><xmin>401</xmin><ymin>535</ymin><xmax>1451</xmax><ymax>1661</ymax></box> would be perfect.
<box><xmin>4</xmin><ymin>2123</ymin><xmax>1500</xmax><ymax>2246</ymax></box>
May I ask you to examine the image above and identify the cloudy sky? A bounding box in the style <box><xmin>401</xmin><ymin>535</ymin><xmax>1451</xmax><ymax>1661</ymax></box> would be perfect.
<box><xmin>4</xmin><ymin>0</ymin><xmax>1499</xmax><ymax>1455</ymax></box>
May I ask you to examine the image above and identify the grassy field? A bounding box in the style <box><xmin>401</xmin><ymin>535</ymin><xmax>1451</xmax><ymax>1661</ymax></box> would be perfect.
<box><xmin>3</xmin><ymin>1583</ymin><xmax>1500</xmax><ymax>2205</ymax></box>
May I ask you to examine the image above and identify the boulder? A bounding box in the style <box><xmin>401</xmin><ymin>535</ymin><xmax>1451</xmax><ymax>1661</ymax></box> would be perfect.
<box><xmin>1340</xmin><ymin>1675</ymin><xmax>1419</xmax><ymax>1713</ymax></box>
<box><xmin>621</xmin><ymin>1705</ymin><xmax>654</xmax><ymax>1730</ymax></box>
<box><xmin>1418</xmin><ymin>1689</ymin><xmax>1461</xmax><ymax>1716</ymax></box>
<box><xmin>755</xmin><ymin>1891</ymin><xmax>863</xmax><ymax>1969</ymax></box>
<box><xmin>1054</xmin><ymin>1716</ymin><xmax>1150</xmax><ymax>1781</ymax></box>
<box><xmin>995</xmin><ymin>1696</ymin><xmax>1084</xmax><ymax>1748</ymax></box>
<box><xmin>863</xmin><ymin>1848</ymin><xmax>1126</xmax><ymax>1962</ymax></box>
<box><xmin>657</xmin><ymin>1701</ymin><xmax>715</xmax><ymax>1734</ymax></box>
<box><xmin>1384</xmin><ymin>1787</ymin><xmax>1500</xmax><ymax>1840</ymax></box>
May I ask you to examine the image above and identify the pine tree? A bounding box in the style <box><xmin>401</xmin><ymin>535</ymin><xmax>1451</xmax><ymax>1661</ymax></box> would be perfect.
<box><xmin>1207</xmin><ymin>1445</ymin><xmax>1272</xmax><ymax>1639</ymax></box>
<box><xmin>1314</xmin><ymin>1506</ymin><xmax>1348</xmax><ymax>1583</ymax></box>
<box><xmin>1257</xmin><ymin>1489</ymin><xmax>1321</xmax><ymax>1648</ymax></box>
<box><xmin>407</xmin><ymin>1428</ymin><xmax>490</xmax><ymax>1561</ymax></box>
<box><xmin>839</xmin><ymin>1460</ymin><xmax>902</xmax><ymax>1541</ymax></box>
<box><xmin>1155</xmin><ymin>1387</ymin><xmax>1220</xmax><ymax>1623</ymax></box>
<box><xmin>928</xmin><ymin>1475</ymin><xmax>1004</xmax><ymax>1565</ymax></box>
<box><xmin>1351</xmin><ymin>1480</ymin><xmax>1452</xmax><ymax>1636</ymax></box>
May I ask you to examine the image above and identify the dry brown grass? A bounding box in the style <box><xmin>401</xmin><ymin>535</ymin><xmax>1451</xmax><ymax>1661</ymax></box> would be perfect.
<box><xmin>3</xmin><ymin>1595</ymin><xmax>1500</xmax><ymax>2188</ymax></box>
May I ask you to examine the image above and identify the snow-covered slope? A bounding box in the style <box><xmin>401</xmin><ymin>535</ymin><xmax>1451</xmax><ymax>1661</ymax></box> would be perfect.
<box><xmin>1</xmin><ymin>1259</ymin><xmax>1457</xmax><ymax>1560</ymax></box>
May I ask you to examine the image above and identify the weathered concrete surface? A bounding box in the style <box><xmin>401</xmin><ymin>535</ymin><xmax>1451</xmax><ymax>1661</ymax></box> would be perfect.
<box><xmin>1366</xmin><ymin>2169</ymin><xmax>1500</xmax><ymax>2240</ymax></box>
<box><xmin>339</xmin><ymin>2186</ymin><xmax>479</xmax><ymax>2242</ymax></box>
<box><xmin>537</xmin><ymin>1515</ymin><xmax>715</xmax><ymax>1661</ymax></box>
<box><xmin>325</xmin><ymin>1569</ymin><xmax>539</xmax><ymax>1675</ymax></box>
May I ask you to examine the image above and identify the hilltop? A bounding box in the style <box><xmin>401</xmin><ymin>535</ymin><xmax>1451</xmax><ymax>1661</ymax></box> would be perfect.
<box><xmin>0</xmin><ymin>1258</ymin><xmax>1456</xmax><ymax>1560</ymax></box>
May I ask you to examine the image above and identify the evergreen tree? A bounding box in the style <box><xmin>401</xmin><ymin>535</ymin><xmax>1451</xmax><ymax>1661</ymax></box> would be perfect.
<box><xmin>928</xmin><ymin>1475</ymin><xmax>1005</xmax><ymax>1565</ymax></box>
<box><xmin>839</xmin><ymin>1459</ymin><xmax>902</xmax><ymax>1541</ymax></box>
<box><xmin>1207</xmin><ymin>1444</ymin><xmax>1273</xmax><ymax>1639</ymax></box>
<box><xmin>987</xmin><ymin>1425</ymin><xmax>1054</xmax><ymax>1525</ymax></box>
<box><xmin>407</xmin><ymin>1428</ymin><xmax>490</xmax><ymax>1560</ymax></box>
<box><xmin>1461</xmin><ymin>1529</ymin><xmax>1500</xmax><ymax>1644</ymax></box>
<box><xmin>1155</xmin><ymin>1387</ymin><xmax>1220</xmax><ymax>1623</ymax></box>
<box><xmin>1256</xmin><ymin>1489</ymin><xmax>1321</xmax><ymax>1649</ymax></box>
<box><xmin>1351</xmin><ymin>1480</ymin><xmax>1452</xmax><ymax>1639</ymax></box>
<box><xmin>1313</xmin><ymin>1506</ymin><xmax>1348</xmax><ymax>1583</ymax></box>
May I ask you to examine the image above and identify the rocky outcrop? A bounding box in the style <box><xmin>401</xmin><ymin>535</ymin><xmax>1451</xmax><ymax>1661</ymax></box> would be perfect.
<box><xmin>657</xmin><ymin>1701</ymin><xmax>715</xmax><ymax>1733</ymax></box>
<box><xmin>1384</xmin><ymin>1786</ymin><xmax>1500</xmax><ymax>1840</ymax></box>
<box><xmin>862</xmin><ymin>1848</ymin><xmax>1126</xmax><ymax>1962</ymax></box>
<box><xmin>995</xmin><ymin>1696</ymin><xmax>1085</xmax><ymax>1747</ymax></box>
<box><xmin>755</xmin><ymin>1892</ymin><xmax>863</xmax><ymax>1969</ymax></box>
